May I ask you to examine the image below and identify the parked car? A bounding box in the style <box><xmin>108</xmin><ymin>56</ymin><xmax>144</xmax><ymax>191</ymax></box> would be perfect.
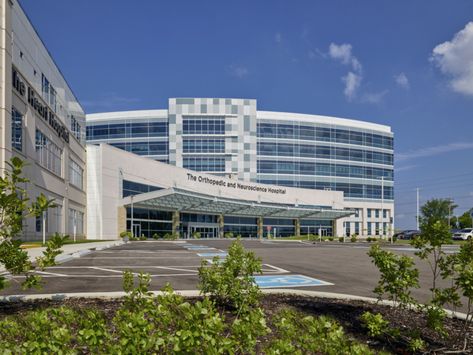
<box><xmin>452</xmin><ymin>228</ymin><xmax>473</xmax><ymax>240</ymax></box>
<box><xmin>395</xmin><ymin>230</ymin><xmax>421</xmax><ymax>240</ymax></box>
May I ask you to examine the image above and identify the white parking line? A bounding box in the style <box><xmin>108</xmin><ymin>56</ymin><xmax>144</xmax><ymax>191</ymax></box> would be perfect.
<box><xmin>35</xmin><ymin>271</ymin><xmax>68</xmax><ymax>277</ymax></box>
<box><xmin>155</xmin><ymin>266</ymin><xmax>198</xmax><ymax>273</ymax></box>
<box><xmin>89</xmin><ymin>267</ymin><xmax>123</xmax><ymax>274</ymax></box>
<box><xmin>78</xmin><ymin>256</ymin><xmax>200</xmax><ymax>259</ymax></box>
<box><xmin>263</xmin><ymin>264</ymin><xmax>290</xmax><ymax>274</ymax></box>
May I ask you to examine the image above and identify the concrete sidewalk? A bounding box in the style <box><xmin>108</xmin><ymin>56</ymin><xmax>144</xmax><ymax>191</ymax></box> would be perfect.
<box><xmin>0</xmin><ymin>240</ymin><xmax>123</xmax><ymax>273</ymax></box>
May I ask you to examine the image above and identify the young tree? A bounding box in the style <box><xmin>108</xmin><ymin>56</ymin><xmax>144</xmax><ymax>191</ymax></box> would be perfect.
<box><xmin>412</xmin><ymin>198</ymin><xmax>460</xmax><ymax>333</ymax></box>
<box><xmin>420</xmin><ymin>198</ymin><xmax>457</xmax><ymax>226</ymax></box>
<box><xmin>0</xmin><ymin>157</ymin><xmax>67</xmax><ymax>290</ymax></box>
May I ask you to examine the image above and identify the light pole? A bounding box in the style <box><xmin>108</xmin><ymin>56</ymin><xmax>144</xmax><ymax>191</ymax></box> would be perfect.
<box><xmin>130</xmin><ymin>195</ymin><xmax>134</xmax><ymax>237</ymax></box>
<box><xmin>416</xmin><ymin>188</ymin><xmax>420</xmax><ymax>230</ymax></box>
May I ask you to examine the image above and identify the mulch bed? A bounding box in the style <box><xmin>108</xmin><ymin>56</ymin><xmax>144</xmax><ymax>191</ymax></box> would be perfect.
<box><xmin>0</xmin><ymin>294</ymin><xmax>471</xmax><ymax>354</ymax></box>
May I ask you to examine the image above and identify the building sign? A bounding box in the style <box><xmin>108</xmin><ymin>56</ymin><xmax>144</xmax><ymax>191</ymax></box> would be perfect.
<box><xmin>12</xmin><ymin>68</ymin><xmax>69</xmax><ymax>143</ymax></box>
<box><xmin>186</xmin><ymin>173</ymin><xmax>286</xmax><ymax>195</ymax></box>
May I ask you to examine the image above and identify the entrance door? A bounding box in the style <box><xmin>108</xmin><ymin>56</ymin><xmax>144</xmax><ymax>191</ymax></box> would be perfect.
<box><xmin>188</xmin><ymin>224</ymin><xmax>219</xmax><ymax>239</ymax></box>
<box><xmin>132</xmin><ymin>224</ymin><xmax>141</xmax><ymax>238</ymax></box>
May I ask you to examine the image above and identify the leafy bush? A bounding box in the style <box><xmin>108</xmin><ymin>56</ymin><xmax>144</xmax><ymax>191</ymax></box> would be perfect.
<box><xmin>192</xmin><ymin>231</ymin><xmax>201</xmax><ymax>239</ymax></box>
<box><xmin>328</xmin><ymin>236</ymin><xmax>334</xmax><ymax>241</ymax></box>
<box><xmin>119</xmin><ymin>231</ymin><xmax>131</xmax><ymax>239</ymax></box>
<box><xmin>366</xmin><ymin>237</ymin><xmax>372</xmax><ymax>242</ymax></box>
<box><xmin>198</xmin><ymin>239</ymin><xmax>262</xmax><ymax>312</ymax></box>
<box><xmin>351</xmin><ymin>235</ymin><xmax>357</xmax><ymax>243</ymax></box>
<box><xmin>368</xmin><ymin>244</ymin><xmax>419</xmax><ymax>309</ymax></box>
<box><xmin>361</xmin><ymin>311</ymin><xmax>389</xmax><ymax>337</ymax></box>
<box><xmin>338</xmin><ymin>237</ymin><xmax>344</xmax><ymax>243</ymax></box>
<box><xmin>152</xmin><ymin>233</ymin><xmax>160</xmax><ymax>240</ymax></box>
<box><xmin>224</xmin><ymin>232</ymin><xmax>234</xmax><ymax>239</ymax></box>
<box><xmin>266</xmin><ymin>309</ymin><xmax>374</xmax><ymax>354</ymax></box>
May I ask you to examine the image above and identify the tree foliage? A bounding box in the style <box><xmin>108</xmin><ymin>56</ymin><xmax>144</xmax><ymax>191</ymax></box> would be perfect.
<box><xmin>419</xmin><ymin>198</ymin><xmax>457</xmax><ymax>226</ymax></box>
<box><xmin>0</xmin><ymin>157</ymin><xmax>66</xmax><ymax>290</ymax></box>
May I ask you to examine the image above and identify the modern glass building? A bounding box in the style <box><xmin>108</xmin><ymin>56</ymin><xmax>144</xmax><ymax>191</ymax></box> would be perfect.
<box><xmin>86</xmin><ymin>98</ymin><xmax>394</xmax><ymax>238</ymax></box>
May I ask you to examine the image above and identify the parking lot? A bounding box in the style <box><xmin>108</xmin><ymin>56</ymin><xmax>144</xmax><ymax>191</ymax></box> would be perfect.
<box><xmin>0</xmin><ymin>239</ymin><xmax>462</xmax><ymax>306</ymax></box>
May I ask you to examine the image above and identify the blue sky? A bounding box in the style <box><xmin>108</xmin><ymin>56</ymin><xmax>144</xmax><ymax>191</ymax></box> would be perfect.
<box><xmin>20</xmin><ymin>0</ymin><xmax>473</xmax><ymax>229</ymax></box>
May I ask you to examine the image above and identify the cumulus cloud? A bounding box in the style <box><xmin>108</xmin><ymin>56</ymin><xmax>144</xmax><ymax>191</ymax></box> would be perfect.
<box><xmin>431</xmin><ymin>22</ymin><xmax>473</xmax><ymax>97</ymax></box>
<box><xmin>227</xmin><ymin>65</ymin><xmax>249</xmax><ymax>78</ymax></box>
<box><xmin>397</xmin><ymin>142</ymin><xmax>473</xmax><ymax>162</ymax></box>
<box><xmin>394</xmin><ymin>72</ymin><xmax>410</xmax><ymax>89</ymax></box>
<box><xmin>342</xmin><ymin>72</ymin><xmax>362</xmax><ymax>101</ymax></box>
<box><xmin>328</xmin><ymin>43</ymin><xmax>363</xmax><ymax>101</ymax></box>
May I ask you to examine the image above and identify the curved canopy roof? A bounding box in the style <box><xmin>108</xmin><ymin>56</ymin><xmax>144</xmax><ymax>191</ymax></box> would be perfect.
<box><xmin>121</xmin><ymin>187</ymin><xmax>354</xmax><ymax>220</ymax></box>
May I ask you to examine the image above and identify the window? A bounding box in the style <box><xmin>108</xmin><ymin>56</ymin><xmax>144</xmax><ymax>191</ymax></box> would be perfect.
<box><xmin>183</xmin><ymin>156</ymin><xmax>225</xmax><ymax>172</ymax></box>
<box><xmin>42</xmin><ymin>74</ymin><xmax>56</xmax><ymax>112</ymax></box>
<box><xmin>383</xmin><ymin>209</ymin><xmax>388</xmax><ymax>219</ymax></box>
<box><xmin>36</xmin><ymin>130</ymin><xmax>62</xmax><ymax>176</ymax></box>
<box><xmin>11</xmin><ymin>107</ymin><xmax>23</xmax><ymax>151</ymax></box>
<box><xmin>69</xmin><ymin>159</ymin><xmax>83</xmax><ymax>189</ymax></box>
<box><xmin>367</xmin><ymin>209</ymin><xmax>372</xmax><ymax>218</ymax></box>
<box><xmin>367</xmin><ymin>222</ymin><xmax>372</xmax><ymax>235</ymax></box>
<box><xmin>183</xmin><ymin>138</ymin><xmax>225</xmax><ymax>153</ymax></box>
<box><xmin>70</xmin><ymin>115</ymin><xmax>82</xmax><ymax>142</ymax></box>
<box><xmin>68</xmin><ymin>209</ymin><xmax>84</xmax><ymax>236</ymax></box>
<box><xmin>183</xmin><ymin>116</ymin><xmax>225</xmax><ymax>135</ymax></box>
<box><xmin>375</xmin><ymin>209</ymin><xmax>380</xmax><ymax>218</ymax></box>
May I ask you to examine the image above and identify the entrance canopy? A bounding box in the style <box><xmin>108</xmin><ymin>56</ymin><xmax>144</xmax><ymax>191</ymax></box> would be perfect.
<box><xmin>121</xmin><ymin>187</ymin><xmax>354</xmax><ymax>220</ymax></box>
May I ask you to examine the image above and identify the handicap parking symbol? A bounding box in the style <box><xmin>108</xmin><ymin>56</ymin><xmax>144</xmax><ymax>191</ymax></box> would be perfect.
<box><xmin>254</xmin><ymin>275</ymin><xmax>333</xmax><ymax>288</ymax></box>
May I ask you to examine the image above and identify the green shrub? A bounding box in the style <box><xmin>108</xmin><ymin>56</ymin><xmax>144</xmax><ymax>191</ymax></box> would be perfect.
<box><xmin>198</xmin><ymin>239</ymin><xmax>262</xmax><ymax>312</ymax></box>
<box><xmin>338</xmin><ymin>237</ymin><xmax>344</xmax><ymax>243</ymax></box>
<box><xmin>328</xmin><ymin>236</ymin><xmax>334</xmax><ymax>241</ymax></box>
<box><xmin>119</xmin><ymin>231</ymin><xmax>131</xmax><ymax>239</ymax></box>
<box><xmin>224</xmin><ymin>232</ymin><xmax>234</xmax><ymax>239</ymax></box>
<box><xmin>152</xmin><ymin>233</ymin><xmax>160</xmax><ymax>239</ymax></box>
<box><xmin>360</xmin><ymin>311</ymin><xmax>389</xmax><ymax>337</ymax></box>
<box><xmin>351</xmin><ymin>234</ymin><xmax>357</xmax><ymax>243</ymax></box>
<box><xmin>139</xmin><ymin>234</ymin><xmax>147</xmax><ymax>241</ymax></box>
<box><xmin>266</xmin><ymin>309</ymin><xmax>374</xmax><ymax>354</ymax></box>
<box><xmin>163</xmin><ymin>233</ymin><xmax>178</xmax><ymax>240</ymax></box>
<box><xmin>367</xmin><ymin>237</ymin><xmax>372</xmax><ymax>242</ymax></box>
<box><xmin>368</xmin><ymin>244</ymin><xmax>419</xmax><ymax>309</ymax></box>
<box><xmin>192</xmin><ymin>231</ymin><xmax>201</xmax><ymax>239</ymax></box>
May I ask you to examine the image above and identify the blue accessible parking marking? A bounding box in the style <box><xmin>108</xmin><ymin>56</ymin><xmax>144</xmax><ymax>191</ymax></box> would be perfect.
<box><xmin>254</xmin><ymin>275</ymin><xmax>333</xmax><ymax>288</ymax></box>
<box><xmin>197</xmin><ymin>252</ymin><xmax>228</xmax><ymax>258</ymax></box>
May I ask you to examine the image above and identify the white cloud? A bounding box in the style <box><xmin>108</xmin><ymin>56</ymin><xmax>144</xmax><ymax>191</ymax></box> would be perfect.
<box><xmin>361</xmin><ymin>90</ymin><xmax>389</xmax><ymax>104</ymax></box>
<box><xmin>394</xmin><ymin>72</ymin><xmax>410</xmax><ymax>89</ymax></box>
<box><xmin>342</xmin><ymin>72</ymin><xmax>362</xmax><ymax>101</ymax></box>
<box><xmin>397</xmin><ymin>142</ymin><xmax>473</xmax><ymax>162</ymax></box>
<box><xmin>227</xmin><ymin>65</ymin><xmax>249</xmax><ymax>78</ymax></box>
<box><xmin>328</xmin><ymin>43</ymin><xmax>363</xmax><ymax>100</ymax></box>
<box><xmin>431</xmin><ymin>22</ymin><xmax>473</xmax><ymax>97</ymax></box>
<box><xmin>395</xmin><ymin>165</ymin><xmax>417</xmax><ymax>173</ymax></box>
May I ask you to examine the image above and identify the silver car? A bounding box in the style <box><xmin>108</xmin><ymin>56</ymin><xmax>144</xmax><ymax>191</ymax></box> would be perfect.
<box><xmin>453</xmin><ymin>228</ymin><xmax>473</xmax><ymax>240</ymax></box>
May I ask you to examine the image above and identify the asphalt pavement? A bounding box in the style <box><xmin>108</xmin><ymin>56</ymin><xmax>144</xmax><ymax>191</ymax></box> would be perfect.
<box><xmin>0</xmin><ymin>239</ymin><xmax>463</xmax><ymax>308</ymax></box>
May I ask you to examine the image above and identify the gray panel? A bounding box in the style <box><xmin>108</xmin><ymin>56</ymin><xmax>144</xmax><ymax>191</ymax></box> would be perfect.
<box><xmin>176</xmin><ymin>98</ymin><xmax>194</xmax><ymax>105</ymax></box>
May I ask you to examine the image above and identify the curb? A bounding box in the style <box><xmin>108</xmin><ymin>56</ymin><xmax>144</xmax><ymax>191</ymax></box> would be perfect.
<box><xmin>55</xmin><ymin>241</ymin><xmax>124</xmax><ymax>265</ymax></box>
<box><xmin>0</xmin><ymin>288</ymin><xmax>468</xmax><ymax>320</ymax></box>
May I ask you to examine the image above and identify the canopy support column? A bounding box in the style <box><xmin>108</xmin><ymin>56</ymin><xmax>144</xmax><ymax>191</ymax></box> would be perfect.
<box><xmin>257</xmin><ymin>217</ymin><xmax>263</xmax><ymax>239</ymax></box>
<box><xmin>172</xmin><ymin>211</ymin><xmax>180</xmax><ymax>238</ymax></box>
<box><xmin>294</xmin><ymin>218</ymin><xmax>300</xmax><ymax>237</ymax></box>
<box><xmin>217</xmin><ymin>214</ymin><xmax>224</xmax><ymax>238</ymax></box>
